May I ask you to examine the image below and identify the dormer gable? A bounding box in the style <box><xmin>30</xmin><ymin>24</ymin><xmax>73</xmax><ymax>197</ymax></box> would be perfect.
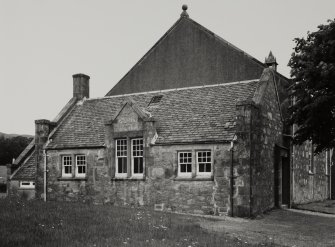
<box><xmin>107</xmin><ymin>98</ymin><xmax>153</xmax><ymax>133</ymax></box>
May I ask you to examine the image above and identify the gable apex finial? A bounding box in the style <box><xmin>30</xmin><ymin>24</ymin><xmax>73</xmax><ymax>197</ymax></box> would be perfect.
<box><xmin>265</xmin><ymin>51</ymin><xmax>278</xmax><ymax>71</ymax></box>
<box><xmin>181</xmin><ymin>4</ymin><xmax>189</xmax><ymax>18</ymax></box>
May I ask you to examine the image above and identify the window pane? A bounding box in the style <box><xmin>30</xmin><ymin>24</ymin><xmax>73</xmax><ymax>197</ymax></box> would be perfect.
<box><xmin>186</xmin><ymin>164</ymin><xmax>192</xmax><ymax>172</ymax></box>
<box><xmin>76</xmin><ymin>155</ymin><xmax>86</xmax><ymax>176</ymax></box>
<box><xmin>181</xmin><ymin>164</ymin><xmax>186</xmax><ymax>172</ymax></box>
<box><xmin>134</xmin><ymin>157</ymin><xmax>143</xmax><ymax>174</ymax></box>
<box><xmin>197</xmin><ymin>151</ymin><xmax>212</xmax><ymax>174</ymax></box>
<box><xmin>122</xmin><ymin>158</ymin><xmax>127</xmax><ymax>173</ymax></box>
<box><xmin>63</xmin><ymin>156</ymin><xmax>72</xmax><ymax>176</ymax></box>
<box><xmin>132</xmin><ymin>139</ymin><xmax>144</xmax><ymax>175</ymax></box>
<box><xmin>118</xmin><ymin>157</ymin><xmax>127</xmax><ymax>173</ymax></box>
<box><xmin>178</xmin><ymin>152</ymin><xmax>192</xmax><ymax>174</ymax></box>
<box><xmin>116</xmin><ymin>139</ymin><xmax>128</xmax><ymax>174</ymax></box>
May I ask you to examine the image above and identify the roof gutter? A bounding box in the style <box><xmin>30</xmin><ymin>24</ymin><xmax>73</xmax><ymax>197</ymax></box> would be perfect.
<box><xmin>153</xmin><ymin>140</ymin><xmax>231</xmax><ymax>146</ymax></box>
<box><xmin>45</xmin><ymin>145</ymin><xmax>105</xmax><ymax>150</ymax></box>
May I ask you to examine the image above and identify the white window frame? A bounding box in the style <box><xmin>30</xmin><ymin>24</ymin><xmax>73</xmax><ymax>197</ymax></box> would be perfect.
<box><xmin>196</xmin><ymin>150</ymin><xmax>212</xmax><ymax>177</ymax></box>
<box><xmin>178</xmin><ymin>151</ymin><xmax>192</xmax><ymax>178</ymax></box>
<box><xmin>116</xmin><ymin>139</ymin><xmax>128</xmax><ymax>178</ymax></box>
<box><xmin>75</xmin><ymin>155</ymin><xmax>86</xmax><ymax>178</ymax></box>
<box><xmin>62</xmin><ymin>155</ymin><xmax>73</xmax><ymax>178</ymax></box>
<box><xmin>131</xmin><ymin>138</ymin><xmax>144</xmax><ymax>178</ymax></box>
<box><xmin>19</xmin><ymin>181</ymin><xmax>35</xmax><ymax>189</ymax></box>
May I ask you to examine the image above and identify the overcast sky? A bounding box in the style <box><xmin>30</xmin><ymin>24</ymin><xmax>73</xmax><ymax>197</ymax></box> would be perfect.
<box><xmin>1</xmin><ymin>0</ymin><xmax>334</xmax><ymax>135</ymax></box>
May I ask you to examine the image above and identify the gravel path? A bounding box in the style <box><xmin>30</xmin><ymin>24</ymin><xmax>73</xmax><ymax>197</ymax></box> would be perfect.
<box><xmin>198</xmin><ymin>209</ymin><xmax>335</xmax><ymax>247</ymax></box>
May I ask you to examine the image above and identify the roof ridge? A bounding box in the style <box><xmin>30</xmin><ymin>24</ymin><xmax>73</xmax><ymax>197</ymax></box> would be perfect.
<box><xmin>86</xmin><ymin>79</ymin><xmax>259</xmax><ymax>102</ymax></box>
<box><xmin>10</xmin><ymin>150</ymin><xmax>35</xmax><ymax>180</ymax></box>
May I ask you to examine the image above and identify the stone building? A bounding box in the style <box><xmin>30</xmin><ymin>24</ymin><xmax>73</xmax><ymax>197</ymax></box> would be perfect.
<box><xmin>8</xmin><ymin>6</ymin><xmax>333</xmax><ymax>217</ymax></box>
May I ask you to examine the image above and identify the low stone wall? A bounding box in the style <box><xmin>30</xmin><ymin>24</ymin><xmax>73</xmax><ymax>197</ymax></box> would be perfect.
<box><xmin>292</xmin><ymin>143</ymin><xmax>329</xmax><ymax>204</ymax></box>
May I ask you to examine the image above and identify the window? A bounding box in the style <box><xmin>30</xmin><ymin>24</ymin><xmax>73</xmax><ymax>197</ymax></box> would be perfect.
<box><xmin>197</xmin><ymin>151</ymin><xmax>212</xmax><ymax>176</ymax></box>
<box><xmin>177</xmin><ymin>150</ymin><xmax>212</xmax><ymax>179</ymax></box>
<box><xmin>116</xmin><ymin>139</ymin><xmax>128</xmax><ymax>177</ymax></box>
<box><xmin>148</xmin><ymin>95</ymin><xmax>163</xmax><ymax>106</ymax></box>
<box><xmin>132</xmin><ymin>138</ymin><xmax>144</xmax><ymax>177</ymax></box>
<box><xmin>115</xmin><ymin>138</ymin><xmax>145</xmax><ymax>178</ymax></box>
<box><xmin>60</xmin><ymin>154</ymin><xmax>87</xmax><ymax>179</ymax></box>
<box><xmin>76</xmin><ymin>155</ymin><xmax>86</xmax><ymax>177</ymax></box>
<box><xmin>178</xmin><ymin>152</ymin><xmax>192</xmax><ymax>177</ymax></box>
<box><xmin>62</xmin><ymin>156</ymin><xmax>72</xmax><ymax>177</ymax></box>
<box><xmin>19</xmin><ymin>181</ymin><xmax>35</xmax><ymax>189</ymax></box>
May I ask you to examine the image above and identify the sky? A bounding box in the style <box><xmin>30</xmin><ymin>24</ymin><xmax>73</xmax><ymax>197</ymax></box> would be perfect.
<box><xmin>1</xmin><ymin>0</ymin><xmax>334</xmax><ymax>135</ymax></box>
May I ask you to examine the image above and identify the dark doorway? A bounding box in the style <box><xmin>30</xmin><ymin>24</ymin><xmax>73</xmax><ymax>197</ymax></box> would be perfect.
<box><xmin>274</xmin><ymin>145</ymin><xmax>290</xmax><ymax>207</ymax></box>
<box><xmin>282</xmin><ymin>157</ymin><xmax>290</xmax><ymax>205</ymax></box>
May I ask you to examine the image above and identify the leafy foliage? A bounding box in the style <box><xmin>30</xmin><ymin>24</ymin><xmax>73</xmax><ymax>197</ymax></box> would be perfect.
<box><xmin>0</xmin><ymin>135</ymin><xmax>32</xmax><ymax>166</ymax></box>
<box><xmin>288</xmin><ymin>19</ymin><xmax>335</xmax><ymax>153</ymax></box>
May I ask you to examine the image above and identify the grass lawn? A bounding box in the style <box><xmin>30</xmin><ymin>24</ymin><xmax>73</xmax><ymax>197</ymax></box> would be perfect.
<box><xmin>0</xmin><ymin>199</ymin><xmax>277</xmax><ymax>246</ymax></box>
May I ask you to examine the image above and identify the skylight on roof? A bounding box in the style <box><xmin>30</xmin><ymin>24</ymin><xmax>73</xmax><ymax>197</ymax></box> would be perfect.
<box><xmin>148</xmin><ymin>95</ymin><xmax>163</xmax><ymax>106</ymax></box>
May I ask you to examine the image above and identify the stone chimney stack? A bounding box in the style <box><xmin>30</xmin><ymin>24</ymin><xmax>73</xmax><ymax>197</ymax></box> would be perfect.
<box><xmin>73</xmin><ymin>73</ymin><xmax>90</xmax><ymax>99</ymax></box>
<box><xmin>34</xmin><ymin>119</ymin><xmax>53</xmax><ymax>199</ymax></box>
<box><xmin>265</xmin><ymin>51</ymin><xmax>278</xmax><ymax>71</ymax></box>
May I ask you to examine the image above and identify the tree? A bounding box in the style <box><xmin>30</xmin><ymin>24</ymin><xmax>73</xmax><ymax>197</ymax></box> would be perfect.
<box><xmin>288</xmin><ymin>19</ymin><xmax>335</xmax><ymax>153</ymax></box>
<box><xmin>0</xmin><ymin>135</ymin><xmax>32</xmax><ymax>166</ymax></box>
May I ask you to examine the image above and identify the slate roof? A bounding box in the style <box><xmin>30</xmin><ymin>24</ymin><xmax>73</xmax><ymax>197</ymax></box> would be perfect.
<box><xmin>11</xmin><ymin>151</ymin><xmax>36</xmax><ymax>181</ymax></box>
<box><xmin>46</xmin><ymin>80</ymin><xmax>259</xmax><ymax>149</ymax></box>
<box><xmin>106</xmin><ymin>15</ymin><xmax>265</xmax><ymax>96</ymax></box>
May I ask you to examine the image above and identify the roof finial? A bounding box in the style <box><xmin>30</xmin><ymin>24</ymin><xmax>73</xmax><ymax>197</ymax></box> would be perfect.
<box><xmin>265</xmin><ymin>51</ymin><xmax>278</xmax><ymax>71</ymax></box>
<box><xmin>181</xmin><ymin>4</ymin><xmax>189</xmax><ymax>18</ymax></box>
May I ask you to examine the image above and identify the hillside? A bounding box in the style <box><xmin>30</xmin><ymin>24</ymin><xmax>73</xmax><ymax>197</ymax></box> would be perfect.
<box><xmin>0</xmin><ymin>133</ymin><xmax>33</xmax><ymax>166</ymax></box>
<box><xmin>0</xmin><ymin>132</ymin><xmax>33</xmax><ymax>139</ymax></box>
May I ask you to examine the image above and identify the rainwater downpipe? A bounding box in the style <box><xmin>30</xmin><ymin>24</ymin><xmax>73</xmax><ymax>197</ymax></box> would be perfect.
<box><xmin>43</xmin><ymin>150</ymin><xmax>47</xmax><ymax>202</ymax></box>
<box><xmin>330</xmin><ymin>149</ymin><xmax>333</xmax><ymax>199</ymax></box>
<box><xmin>230</xmin><ymin>135</ymin><xmax>237</xmax><ymax>217</ymax></box>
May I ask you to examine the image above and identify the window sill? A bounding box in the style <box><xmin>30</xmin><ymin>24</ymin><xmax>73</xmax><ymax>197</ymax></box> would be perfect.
<box><xmin>174</xmin><ymin>177</ymin><xmax>214</xmax><ymax>181</ymax></box>
<box><xmin>112</xmin><ymin>177</ymin><xmax>146</xmax><ymax>181</ymax></box>
<box><xmin>18</xmin><ymin>187</ymin><xmax>35</xmax><ymax>190</ymax></box>
<box><xmin>57</xmin><ymin>177</ymin><xmax>88</xmax><ymax>181</ymax></box>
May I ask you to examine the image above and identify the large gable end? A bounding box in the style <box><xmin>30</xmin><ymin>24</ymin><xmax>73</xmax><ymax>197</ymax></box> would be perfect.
<box><xmin>107</xmin><ymin>6</ymin><xmax>265</xmax><ymax>96</ymax></box>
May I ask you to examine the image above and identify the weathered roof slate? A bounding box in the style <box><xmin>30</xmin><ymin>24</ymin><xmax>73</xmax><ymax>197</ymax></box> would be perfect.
<box><xmin>11</xmin><ymin>151</ymin><xmax>36</xmax><ymax>180</ymax></box>
<box><xmin>47</xmin><ymin>80</ymin><xmax>259</xmax><ymax>149</ymax></box>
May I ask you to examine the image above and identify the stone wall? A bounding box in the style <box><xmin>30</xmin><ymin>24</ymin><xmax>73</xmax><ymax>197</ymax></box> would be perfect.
<box><xmin>46</xmin><ymin>148</ymin><xmax>107</xmax><ymax>203</ymax></box>
<box><xmin>45</xmin><ymin>143</ymin><xmax>232</xmax><ymax>215</ymax></box>
<box><xmin>292</xmin><ymin>142</ymin><xmax>329</xmax><ymax>204</ymax></box>
<box><xmin>252</xmin><ymin>77</ymin><xmax>283</xmax><ymax>214</ymax></box>
<box><xmin>7</xmin><ymin>180</ymin><xmax>35</xmax><ymax>200</ymax></box>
